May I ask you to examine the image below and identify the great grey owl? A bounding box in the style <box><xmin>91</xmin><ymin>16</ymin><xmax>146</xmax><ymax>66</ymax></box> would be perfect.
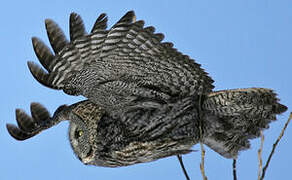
<box><xmin>7</xmin><ymin>11</ymin><xmax>287</xmax><ymax>167</ymax></box>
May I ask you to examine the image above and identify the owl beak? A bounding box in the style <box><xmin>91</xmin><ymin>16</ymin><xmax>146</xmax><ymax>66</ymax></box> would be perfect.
<box><xmin>82</xmin><ymin>156</ymin><xmax>94</xmax><ymax>165</ymax></box>
<box><xmin>81</xmin><ymin>148</ymin><xmax>94</xmax><ymax>165</ymax></box>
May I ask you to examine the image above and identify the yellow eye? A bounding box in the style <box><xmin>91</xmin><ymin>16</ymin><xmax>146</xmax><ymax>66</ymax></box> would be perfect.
<box><xmin>78</xmin><ymin>130</ymin><xmax>83</xmax><ymax>137</ymax></box>
<box><xmin>75</xmin><ymin>129</ymin><xmax>83</xmax><ymax>139</ymax></box>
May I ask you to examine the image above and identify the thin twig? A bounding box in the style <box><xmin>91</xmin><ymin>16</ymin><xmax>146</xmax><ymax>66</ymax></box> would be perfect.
<box><xmin>257</xmin><ymin>131</ymin><xmax>264</xmax><ymax>180</ymax></box>
<box><xmin>198</xmin><ymin>95</ymin><xmax>207</xmax><ymax>180</ymax></box>
<box><xmin>232</xmin><ymin>159</ymin><xmax>237</xmax><ymax>180</ymax></box>
<box><xmin>200</xmin><ymin>142</ymin><xmax>208</xmax><ymax>180</ymax></box>
<box><xmin>177</xmin><ymin>155</ymin><xmax>190</xmax><ymax>180</ymax></box>
<box><xmin>260</xmin><ymin>112</ymin><xmax>292</xmax><ymax>180</ymax></box>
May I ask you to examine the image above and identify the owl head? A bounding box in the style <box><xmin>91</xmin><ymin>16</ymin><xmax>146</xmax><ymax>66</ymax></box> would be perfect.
<box><xmin>6</xmin><ymin>100</ymin><xmax>105</xmax><ymax>165</ymax></box>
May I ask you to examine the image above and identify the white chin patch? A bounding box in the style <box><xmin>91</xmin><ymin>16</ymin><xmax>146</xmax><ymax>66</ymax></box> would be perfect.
<box><xmin>82</xmin><ymin>154</ymin><xmax>94</xmax><ymax>165</ymax></box>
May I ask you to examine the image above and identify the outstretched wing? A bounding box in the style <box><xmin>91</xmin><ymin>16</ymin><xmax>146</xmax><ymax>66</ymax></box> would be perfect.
<box><xmin>28</xmin><ymin>11</ymin><xmax>214</xmax><ymax>111</ymax></box>
<box><xmin>7</xmin><ymin>103</ymin><xmax>51</xmax><ymax>140</ymax></box>
<box><xmin>7</xmin><ymin>102</ymin><xmax>70</xmax><ymax>141</ymax></box>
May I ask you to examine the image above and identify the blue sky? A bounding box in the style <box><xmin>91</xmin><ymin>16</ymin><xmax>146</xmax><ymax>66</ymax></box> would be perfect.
<box><xmin>1</xmin><ymin>0</ymin><xmax>292</xmax><ymax>180</ymax></box>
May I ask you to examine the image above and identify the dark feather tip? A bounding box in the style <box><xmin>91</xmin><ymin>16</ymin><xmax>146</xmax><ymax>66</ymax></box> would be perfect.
<box><xmin>155</xmin><ymin>33</ymin><xmax>164</xmax><ymax>42</ymax></box>
<box><xmin>45</xmin><ymin>19</ymin><xmax>68</xmax><ymax>53</ymax></box>
<box><xmin>27</xmin><ymin>61</ymin><xmax>59</xmax><ymax>90</ymax></box>
<box><xmin>16</xmin><ymin>109</ymin><xmax>36</xmax><ymax>132</ymax></box>
<box><xmin>69</xmin><ymin>12</ymin><xmax>86</xmax><ymax>41</ymax></box>
<box><xmin>91</xmin><ymin>13</ymin><xmax>108</xmax><ymax>32</ymax></box>
<box><xmin>116</xmin><ymin>11</ymin><xmax>136</xmax><ymax>25</ymax></box>
<box><xmin>275</xmin><ymin>103</ymin><xmax>288</xmax><ymax>114</ymax></box>
<box><xmin>7</xmin><ymin>102</ymin><xmax>53</xmax><ymax>141</ymax></box>
<box><xmin>144</xmin><ymin>26</ymin><xmax>155</xmax><ymax>33</ymax></box>
<box><xmin>31</xmin><ymin>37</ymin><xmax>54</xmax><ymax>71</ymax></box>
<box><xmin>6</xmin><ymin>124</ymin><xmax>34</xmax><ymax>141</ymax></box>
<box><xmin>30</xmin><ymin>102</ymin><xmax>51</xmax><ymax>124</ymax></box>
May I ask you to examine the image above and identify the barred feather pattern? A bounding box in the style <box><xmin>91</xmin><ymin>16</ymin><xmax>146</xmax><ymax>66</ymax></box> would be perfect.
<box><xmin>6</xmin><ymin>89</ymin><xmax>287</xmax><ymax>165</ymax></box>
<box><xmin>28</xmin><ymin>11</ymin><xmax>214</xmax><ymax>111</ymax></box>
<box><xmin>201</xmin><ymin>88</ymin><xmax>287</xmax><ymax>158</ymax></box>
<box><xmin>7</xmin><ymin>99</ymin><xmax>199</xmax><ymax>167</ymax></box>
<box><xmin>6</xmin><ymin>103</ymin><xmax>51</xmax><ymax>140</ymax></box>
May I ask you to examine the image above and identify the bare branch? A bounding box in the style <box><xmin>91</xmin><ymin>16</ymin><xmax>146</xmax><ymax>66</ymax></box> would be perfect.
<box><xmin>177</xmin><ymin>155</ymin><xmax>190</xmax><ymax>180</ymax></box>
<box><xmin>233</xmin><ymin>159</ymin><xmax>237</xmax><ymax>180</ymax></box>
<box><xmin>257</xmin><ymin>131</ymin><xmax>264</xmax><ymax>180</ymax></box>
<box><xmin>260</xmin><ymin>112</ymin><xmax>292</xmax><ymax>180</ymax></box>
<box><xmin>198</xmin><ymin>95</ymin><xmax>208</xmax><ymax>180</ymax></box>
<box><xmin>200</xmin><ymin>142</ymin><xmax>208</xmax><ymax>180</ymax></box>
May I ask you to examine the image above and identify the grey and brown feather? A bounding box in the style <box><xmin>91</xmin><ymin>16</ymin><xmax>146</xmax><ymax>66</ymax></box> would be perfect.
<box><xmin>7</xmin><ymin>11</ymin><xmax>287</xmax><ymax>166</ymax></box>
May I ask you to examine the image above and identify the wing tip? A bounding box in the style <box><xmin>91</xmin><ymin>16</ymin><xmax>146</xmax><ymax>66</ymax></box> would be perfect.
<box><xmin>45</xmin><ymin>18</ymin><xmax>68</xmax><ymax>54</ymax></box>
<box><xmin>6</xmin><ymin>123</ymin><xmax>33</xmax><ymax>141</ymax></box>
<box><xmin>27</xmin><ymin>61</ymin><xmax>56</xmax><ymax>89</ymax></box>
<box><xmin>45</xmin><ymin>18</ymin><xmax>55</xmax><ymax>27</ymax></box>
<box><xmin>31</xmin><ymin>36</ymin><xmax>54</xmax><ymax>71</ymax></box>
<box><xmin>91</xmin><ymin>13</ymin><xmax>108</xmax><ymax>32</ymax></box>
<box><xmin>69</xmin><ymin>12</ymin><xmax>87</xmax><ymax>41</ymax></box>
<box><xmin>30</xmin><ymin>102</ymin><xmax>51</xmax><ymax>123</ymax></box>
<box><xmin>7</xmin><ymin>102</ymin><xmax>54</xmax><ymax>141</ymax></box>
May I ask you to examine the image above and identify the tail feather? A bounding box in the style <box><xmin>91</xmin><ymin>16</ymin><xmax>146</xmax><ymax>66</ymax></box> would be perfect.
<box><xmin>202</xmin><ymin>88</ymin><xmax>287</xmax><ymax>158</ymax></box>
<box><xmin>203</xmin><ymin>88</ymin><xmax>286</xmax><ymax>117</ymax></box>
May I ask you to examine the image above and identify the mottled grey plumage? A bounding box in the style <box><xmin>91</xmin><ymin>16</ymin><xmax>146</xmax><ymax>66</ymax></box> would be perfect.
<box><xmin>8</xmin><ymin>100</ymin><xmax>197</xmax><ymax>167</ymax></box>
<box><xmin>7</xmin><ymin>11</ymin><xmax>287</xmax><ymax>166</ymax></box>
<box><xmin>201</xmin><ymin>88</ymin><xmax>287</xmax><ymax>158</ymax></box>
<box><xmin>27</xmin><ymin>11</ymin><xmax>214</xmax><ymax>112</ymax></box>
